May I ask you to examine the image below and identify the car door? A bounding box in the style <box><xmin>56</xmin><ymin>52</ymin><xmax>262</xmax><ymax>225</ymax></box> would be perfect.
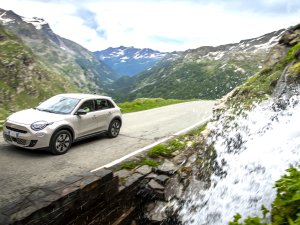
<box><xmin>76</xmin><ymin>99</ymin><xmax>99</xmax><ymax>137</ymax></box>
<box><xmin>94</xmin><ymin>99</ymin><xmax>115</xmax><ymax>130</ymax></box>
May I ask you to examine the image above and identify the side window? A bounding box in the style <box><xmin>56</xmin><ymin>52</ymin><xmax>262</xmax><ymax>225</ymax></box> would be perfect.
<box><xmin>95</xmin><ymin>99</ymin><xmax>115</xmax><ymax>111</ymax></box>
<box><xmin>78</xmin><ymin>100</ymin><xmax>95</xmax><ymax>113</ymax></box>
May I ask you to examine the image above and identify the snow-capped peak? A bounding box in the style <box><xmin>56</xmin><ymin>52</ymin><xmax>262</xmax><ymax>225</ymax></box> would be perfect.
<box><xmin>0</xmin><ymin>12</ymin><xmax>14</xmax><ymax>24</ymax></box>
<box><xmin>22</xmin><ymin>16</ymin><xmax>48</xmax><ymax>30</ymax></box>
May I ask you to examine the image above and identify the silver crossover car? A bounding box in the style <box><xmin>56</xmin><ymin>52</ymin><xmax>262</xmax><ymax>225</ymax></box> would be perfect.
<box><xmin>3</xmin><ymin>93</ymin><xmax>122</xmax><ymax>154</ymax></box>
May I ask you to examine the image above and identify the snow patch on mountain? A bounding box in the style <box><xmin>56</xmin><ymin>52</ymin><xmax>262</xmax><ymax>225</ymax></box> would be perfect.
<box><xmin>0</xmin><ymin>12</ymin><xmax>13</xmax><ymax>24</ymax></box>
<box><xmin>22</xmin><ymin>17</ymin><xmax>47</xmax><ymax>30</ymax></box>
<box><xmin>94</xmin><ymin>46</ymin><xmax>174</xmax><ymax>76</ymax></box>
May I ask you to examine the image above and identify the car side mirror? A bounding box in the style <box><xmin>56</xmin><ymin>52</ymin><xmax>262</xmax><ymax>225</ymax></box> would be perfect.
<box><xmin>75</xmin><ymin>109</ymin><xmax>87</xmax><ymax>116</ymax></box>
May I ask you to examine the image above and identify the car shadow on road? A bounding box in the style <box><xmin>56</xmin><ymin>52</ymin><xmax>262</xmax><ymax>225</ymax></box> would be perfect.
<box><xmin>71</xmin><ymin>133</ymin><xmax>107</xmax><ymax>148</ymax></box>
<box><xmin>1</xmin><ymin>144</ymin><xmax>51</xmax><ymax>157</ymax></box>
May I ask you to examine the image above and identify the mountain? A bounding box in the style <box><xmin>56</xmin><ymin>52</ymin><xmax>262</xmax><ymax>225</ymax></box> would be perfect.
<box><xmin>0</xmin><ymin>24</ymin><xmax>78</xmax><ymax>120</ymax></box>
<box><xmin>94</xmin><ymin>46</ymin><xmax>175</xmax><ymax>77</ymax></box>
<box><xmin>0</xmin><ymin>8</ymin><xmax>118</xmax><ymax>94</ymax></box>
<box><xmin>108</xmin><ymin>29</ymin><xmax>285</xmax><ymax>102</ymax></box>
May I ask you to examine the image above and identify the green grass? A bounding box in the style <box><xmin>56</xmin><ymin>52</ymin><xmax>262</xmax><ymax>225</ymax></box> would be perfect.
<box><xmin>117</xmin><ymin>158</ymin><xmax>160</xmax><ymax>170</ymax></box>
<box><xmin>186</xmin><ymin>122</ymin><xmax>208</xmax><ymax>137</ymax></box>
<box><xmin>0</xmin><ymin>120</ymin><xmax>4</xmax><ymax>129</ymax></box>
<box><xmin>118</xmin><ymin>98</ymin><xmax>194</xmax><ymax>113</ymax></box>
<box><xmin>116</xmin><ymin>121</ymin><xmax>208</xmax><ymax>170</ymax></box>
<box><xmin>147</xmin><ymin>139</ymin><xmax>186</xmax><ymax>158</ymax></box>
<box><xmin>229</xmin><ymin>166</ymin><xmax>300</xmax><ymax>225</ymax></box>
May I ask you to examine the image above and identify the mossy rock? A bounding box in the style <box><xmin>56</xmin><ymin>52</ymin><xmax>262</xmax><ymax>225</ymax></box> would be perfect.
<box><xmin>288</xmin><ymin>61</ymin><xmax>300</xmax><ymax>80</ymax></box>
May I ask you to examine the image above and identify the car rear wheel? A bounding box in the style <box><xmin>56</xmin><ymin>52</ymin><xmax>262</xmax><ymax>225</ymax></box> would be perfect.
<box><xmin>107</xmin><ymin>120</ymin><xmax>121</xmax><ymax>138</ymax></box>
<box><xmin>50</xmin><ymin>130</ymin><xmax>72</xmax><ymax>155</ymax></box>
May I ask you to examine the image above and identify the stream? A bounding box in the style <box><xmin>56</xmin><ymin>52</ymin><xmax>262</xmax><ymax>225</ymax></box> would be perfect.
<box><xmin>179</xmin><ymin>64</ymin><xmax>300</xmax><ymax>224</ymax></box>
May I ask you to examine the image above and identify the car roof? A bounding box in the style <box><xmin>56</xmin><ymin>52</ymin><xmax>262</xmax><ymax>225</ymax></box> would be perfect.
<box><xmin>56</xmin><ymin>93</ymin><xmax>112</xmax><ymax>100</ymax></box>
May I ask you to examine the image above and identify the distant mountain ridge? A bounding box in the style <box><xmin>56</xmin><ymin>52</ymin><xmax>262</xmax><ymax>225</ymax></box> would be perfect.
<box><xmin>94</xmin><ymin>46</ymin><xmax>177</xmax><ymax>77</ymax></box>
<box><xmin>108</xmin><ymin>29</ymin><xmax>286</xmax><ymax>102</ymax></box>
<box><xmin>0</xmin><ymin>8</ymin><xmax>118</xmax><ymax>93</ymax></box>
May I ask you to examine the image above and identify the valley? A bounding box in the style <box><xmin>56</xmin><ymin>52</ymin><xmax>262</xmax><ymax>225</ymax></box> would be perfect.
<box><xmin>0</xmin><ymin>8</ymin><xmax>287</xmax><ymax>122</ymax></box>
<box><xmin>0</xmin><ymin>3</ymin><xmax>300</xmax><ymax>225</ymax></box>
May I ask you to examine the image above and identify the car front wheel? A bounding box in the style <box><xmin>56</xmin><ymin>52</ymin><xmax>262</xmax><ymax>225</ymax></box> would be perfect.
<box><xmin>50</xmin><ymin>130</ymin><xmax>72</xmax><ymax>155</ymax></box>
<box><xmin>107</xmin><ymin>120</ymin><xmax>121</xmax><ymax>138</ymax></box>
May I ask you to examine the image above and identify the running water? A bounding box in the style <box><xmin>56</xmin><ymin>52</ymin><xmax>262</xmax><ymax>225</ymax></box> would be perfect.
<box><xmin>179</xmin><ymin>95</ymin><xmax>300</xmax><ymax>225</ymax></box>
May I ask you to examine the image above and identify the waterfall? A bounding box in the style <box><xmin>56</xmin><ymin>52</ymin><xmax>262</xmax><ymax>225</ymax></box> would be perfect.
<box><xmin>179</xmin><ymin>63</ymin><xmax>300</xmax><ymax>225</ymax></box>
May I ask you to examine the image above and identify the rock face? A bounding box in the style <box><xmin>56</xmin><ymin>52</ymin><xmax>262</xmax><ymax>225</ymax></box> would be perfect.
<box><xmin>0</xmin><ymin>8</ymin><xmax>118</xmax><ymax>95</ymax></box>
<box><xmin>279</xmin><ymin>24</ymin><xmax>300</xmax><ymax>46</ymax></box>
<box><xmin>0</xmin><ymin>24</ymin><xmax>77</xmax><ymax>119</ymax></box>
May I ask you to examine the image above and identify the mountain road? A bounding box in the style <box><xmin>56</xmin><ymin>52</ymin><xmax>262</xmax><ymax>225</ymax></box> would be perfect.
<box><xmin>0</xmin><ymin>100</ymin><xmax>216</xmax><ymax>207</ymax></box>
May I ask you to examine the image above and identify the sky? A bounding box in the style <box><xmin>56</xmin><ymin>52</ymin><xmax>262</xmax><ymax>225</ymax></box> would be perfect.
<box><xmin>0</xmin><ymin>0</ymin><xmax>300</xmax><ymax>52</ymax></box>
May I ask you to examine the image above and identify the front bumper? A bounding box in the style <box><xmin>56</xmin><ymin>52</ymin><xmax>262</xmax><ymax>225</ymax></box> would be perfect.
<box><xmin>3</xmin><ymin>121</ymin><xmax>52</xmax><ymax>149</ymax></box>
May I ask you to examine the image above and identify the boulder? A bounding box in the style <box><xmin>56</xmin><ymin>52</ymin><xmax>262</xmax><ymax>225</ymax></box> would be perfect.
<box><xmin>148</xmin><ymin>180</ymin><xmax>164</xmax><ymax>191</ymax></box>
<box><xmin>154</xmin><ymin>175</ymin><xmax>170</xmax><ymax>185</ymax></box>
<box><xmin>155</xmin><ymin>160</ymin><xmax>177</xmax><ymax>175</ymax></box>
<box><xmin>135</xmin><ymin>165</ymin><xmax>152</xmax><ymax>175</ymax></box>
<box><xmin>164</xmin><ymin>175</ymin><xmax>180</xmax><ymax>201</ymax></box>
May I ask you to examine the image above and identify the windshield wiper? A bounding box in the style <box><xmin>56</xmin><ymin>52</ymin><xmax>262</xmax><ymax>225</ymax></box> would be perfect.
<box><xmin>38</xmin><ymin>109</ymin><xmax>55</xmax><ymax>113</ymax></box>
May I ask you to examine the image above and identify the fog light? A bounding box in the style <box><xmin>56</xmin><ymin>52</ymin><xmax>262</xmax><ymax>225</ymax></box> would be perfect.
<box><xmin>36</xmin><ymin>132</ymin><xmax>46</xmax><ymax>137</ymax></box>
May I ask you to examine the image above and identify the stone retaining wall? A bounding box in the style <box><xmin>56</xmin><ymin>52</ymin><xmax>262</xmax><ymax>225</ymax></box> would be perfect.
<box><xmin>0</xmin><ymin>168</ymin><xmax>147</xmax><ymax>225</ymax></box>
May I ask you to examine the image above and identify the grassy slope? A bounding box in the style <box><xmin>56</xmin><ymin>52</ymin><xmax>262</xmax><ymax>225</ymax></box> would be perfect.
<box><xmin>0</xmin><ymin>25</ymin><xmax>78</xmax><ymax>121</ymax></box>
<box><xmin>227</xmin><ymin>42</ymin><xmax>300</xmax><ymax>109</ymax></box>
<box><xmin>118</xmin><ymin>98</ymin><xmax>194</xmax><ymax>113</ymax></box>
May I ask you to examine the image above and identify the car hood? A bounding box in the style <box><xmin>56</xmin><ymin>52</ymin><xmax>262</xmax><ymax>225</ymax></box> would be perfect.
<box><xmin>8</xmin><ymin>109</ymin><xmax>68</xmax><ymax>125</ymax></box>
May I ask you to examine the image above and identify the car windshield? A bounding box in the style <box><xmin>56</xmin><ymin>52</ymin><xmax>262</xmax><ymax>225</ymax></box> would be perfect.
<box><xmin>36</xmin><ymin>96</ymin><xmax>80</xmax><ymax>114</ymax></box>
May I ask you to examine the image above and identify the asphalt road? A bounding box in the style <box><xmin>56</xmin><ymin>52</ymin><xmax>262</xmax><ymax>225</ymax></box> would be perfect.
<box><xmin>0</xmin><ymin>100</ymin><xmax>216</xmax><ymax>206</ymax></box>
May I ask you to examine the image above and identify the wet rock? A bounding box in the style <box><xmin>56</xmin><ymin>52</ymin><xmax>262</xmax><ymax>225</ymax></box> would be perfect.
<box><xmin>145</xmin><ymin>201</ymin><xmax>168</xmax><ymax>223</ymax></box>
<box><xmin>146</xmin><ymin>173</ymin><xmax>158</xmax><ymax>179</ymax></box>
<box><xmin>142</xmin><ymin>180</ymin><xmax>165</xmax><ymax>200</ymax></box>
<box><xmin>0</xmin><ymin>214</ymin><xmax>9</xmax><ymax>225</ymax></box>
<box><xmin>164</xmin><ymin>175</ymin><xmax>180</xmax><ymax>201</ymax></box>
<box><xmin>185</xmin><ymin>154</ymin><xmax>197</xmax><ymax>167</ymax></box>
<box><xmin>156</xmin><ymin>160</ymin><xmax>177</xmax><ymax>175</ymax></box>
<box><xmin>124</xmin><ymin>173</ymin><xmax>144</xmax><ymax>187</ymax></box>
<box><xmin>135</xmin><ymin>165</ymin><xmax>152</xmax><ymax>175</ymax></box>
<box><xmin>154</xmin><ymin>175</ymin><xmax>170</xmax><ymax>185</ymax></box>
<box><xmin>148</xmin><ymin>180</ymin><xmax>164</xmax><ymax>191</ymax></box>
<box><xmin>173</xmin><ymin>153</ymin><xmax>187</xmax><ymax>165</ymax></box>
<box><xmin>175</xmin><ymin>184</ymin><xmax>184</xmax><ymax>199</ymax></box>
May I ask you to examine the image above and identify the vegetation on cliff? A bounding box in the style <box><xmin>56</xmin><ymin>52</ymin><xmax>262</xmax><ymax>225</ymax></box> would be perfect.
<box><xmin>227</xmin><ymin>24</ymin><xmax>300</xmax><ymax>225</ymax></box>
<box><xmin>229</xmin><ymin>167</ymin><xmax>300</xmax><ymax>225</ymax></box>
<box><xmin>0</xmin><ymin>25</ymin><xmax>77</xmax><ymax>120</ymax></box>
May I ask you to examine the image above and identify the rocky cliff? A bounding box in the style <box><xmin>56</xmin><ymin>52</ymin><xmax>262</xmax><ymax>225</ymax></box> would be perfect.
<box><xmin>0</xmin><ymin>8</ymin><xmax>118</xmax><ymax>94</ymax></box>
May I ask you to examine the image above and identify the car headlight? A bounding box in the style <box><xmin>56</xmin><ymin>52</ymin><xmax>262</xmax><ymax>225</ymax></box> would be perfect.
<box><xmin>30</xmin><ymin>121</ymin><xmax>49</xmax><ymax>131</ymax></box>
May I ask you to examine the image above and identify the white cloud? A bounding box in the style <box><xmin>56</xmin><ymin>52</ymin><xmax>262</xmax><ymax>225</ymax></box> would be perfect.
<box><xmin>0</xmin><ymin>0</ymin><xmax>299</xmax><ymax>52</ymax></box>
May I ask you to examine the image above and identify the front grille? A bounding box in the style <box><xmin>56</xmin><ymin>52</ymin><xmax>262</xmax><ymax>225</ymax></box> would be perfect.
<box><xmin>4</xmin><ymin>134</ymin><xmax>29</xmax><ymax>146</ymax></box>
<box><xmin>4</xmin><ymin>134</ymin><xmax>12</xmax><ymax>142</ymax></box>
<box><xmin>6</xmin><ymin>126</ymin><xmax>27</xmax><ymax>134</ymax></box>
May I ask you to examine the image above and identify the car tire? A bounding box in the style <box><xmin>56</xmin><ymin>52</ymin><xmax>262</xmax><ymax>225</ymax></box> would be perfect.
<box><xmin>50</xmin><ymin>130</ymin><xmax>72</xmax><ymax>155</ymax></box>
<box><xmin>107</xmin><ymin>119</ymin><xmax>121</xmax><ymax>138</ymax></box>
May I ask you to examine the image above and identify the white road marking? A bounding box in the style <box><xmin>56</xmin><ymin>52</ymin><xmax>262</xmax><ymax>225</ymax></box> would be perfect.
<box><xmin>90</xmin><ymin>117</ymin><xmax>211</xmax><ymax>173</ymax></box>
